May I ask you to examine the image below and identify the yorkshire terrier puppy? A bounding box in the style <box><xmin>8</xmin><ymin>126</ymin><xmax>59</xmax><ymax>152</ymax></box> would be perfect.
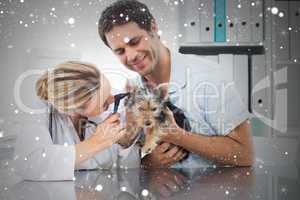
<box><xmin>125</xmin><ymin>86</ymin><xmax>173</xmax><ymax>156</ymax></box>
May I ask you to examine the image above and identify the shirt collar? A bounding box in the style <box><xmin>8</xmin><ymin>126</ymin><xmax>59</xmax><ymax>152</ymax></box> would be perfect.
<box><xmin>140</xmin><ymin>50</ymin><xmax>187</xmax><ymax>94</ymax></box>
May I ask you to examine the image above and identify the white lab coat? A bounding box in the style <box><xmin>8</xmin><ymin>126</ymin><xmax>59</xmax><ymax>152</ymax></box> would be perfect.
<box><xmin>13</xmin><ymin>99</ymin><xmax>140</xmax><ymax>181</ymax></box>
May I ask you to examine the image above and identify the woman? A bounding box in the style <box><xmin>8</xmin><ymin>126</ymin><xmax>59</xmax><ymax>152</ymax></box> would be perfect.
<box><xmin>14</xmin><ymin>61</ymin><xmax>140</xmax><ymax>181</ymax></box>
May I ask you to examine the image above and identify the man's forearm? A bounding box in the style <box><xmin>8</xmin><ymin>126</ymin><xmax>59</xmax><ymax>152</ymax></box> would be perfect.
<box><xmin>166</xmin><ymin>121</ymin><xmax>254</xmax><ymax>166</ymax></box>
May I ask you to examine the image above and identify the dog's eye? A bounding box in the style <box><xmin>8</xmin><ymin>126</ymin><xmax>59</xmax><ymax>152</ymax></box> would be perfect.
<box><xmin>138</xmin><ymin>107</ymin><xmax>145</xmax><ymax>111</ymax></box>
<box><xmin>151</xmin><ymin>107</ymin><xmax>157</xmax><ymax>111</ymax></box>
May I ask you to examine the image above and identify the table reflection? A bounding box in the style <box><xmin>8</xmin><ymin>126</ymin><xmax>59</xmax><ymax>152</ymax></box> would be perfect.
<box><xmin>1</xmin><ymin>165</ymin><xmax>299</xmax><ymax>200</ymax></box>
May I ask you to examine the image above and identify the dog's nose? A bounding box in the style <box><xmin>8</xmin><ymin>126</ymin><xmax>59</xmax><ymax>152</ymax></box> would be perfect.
<box><xmin>145</xmin><ymin>121</ymin><xmax>152</xmax><ymax>126</ymax></box>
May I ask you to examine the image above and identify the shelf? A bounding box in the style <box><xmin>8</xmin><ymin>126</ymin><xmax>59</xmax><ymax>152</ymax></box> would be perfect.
<box><xmin>179</xmin><ymin>45</ymin><xmax>265</xmax><ymax>55</ymax></box>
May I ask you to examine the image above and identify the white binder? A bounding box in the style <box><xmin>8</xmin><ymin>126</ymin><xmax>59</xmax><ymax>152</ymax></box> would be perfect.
<box><xmin>251</xmin><ymin>55</ymin><xmax>268</xmax><ymax>115</ymax></box>
<box><xmin>274</xmin><ymin>1</ymin><xmax>290</xmax><ymax>61</ymax></box>
<box><xmin>250</xmin><ymin>0</ymin><xmax>263</xmax><ymax>43</ymax></box>
<box><xmin>233</xmin><ymin>55</ymin><xmax>248</xmax><ymax>106</ymax></box>
<box><xmin>181</xmin><ymin>0</ymin><xmax>201</xmax><ymax>43</ymax></box>
<box><xmin>199</xmin><ymin>0</ymin><xmax>214</xmax><ymax>42</ymax></box>
<box><xmin>289</xmin><ymin>1</ymin><xmax>300</xmax><ymax>62</ymax></box>
<box><xmin>218</xmin><ymin>54</ymin><xmax>234</xmax><ymax>82</ymax></box>
<box><xmin>235</xmin><ymin>0</ymin><xmax>251</xmax><ymax>43</ymax></box>
<box><xmin>226</xmin><ymin>0</ymin><xmax>237</xmax><ymax>43</ymax></box>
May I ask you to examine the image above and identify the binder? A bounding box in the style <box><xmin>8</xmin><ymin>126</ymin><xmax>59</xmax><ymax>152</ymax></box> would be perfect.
<box><xmin>251</xmin><ymin>55</ymin><xmax>268</xmax><ymax>116</ymax></box>
<box><xmin>274</xmin><ymin>1</ymin><xmax>289</xmax><ymax>61</ymax></box>
<box><xmin>226</xmin><ymin>0</ymin><xmax>237</xmax><ymax>43</ymax></box>
<box><xmin>233</xmin><ymin>55</ymin><xmax>248</xmax><ymax>106</ymax></box>
<box><xmin>201</xmin><ymin>55</ymin><xmax>219</xmax><ymax>63</ymax></box>
<box><xmin>235</xmin><ymin>0</ymin><xmax>251</xmax><ymax>42</ymax></box>
<box><xmin>289</xmin><ymin>1</ymin><xmax>300</xmax><ymax>62</ymax></box>
<box><xmin>181</xmin><ymin>0</ymin><xmax>201</xmax><ymax>43</ymax></box>
<box><xmin>199</xmin><ymin>0</ymin><xmax>214</xmax><ymax>42</ymax></box>
<box><xmin>214</xmin><ymin>0</ymin><xmax>226</xmax><ymax>42</ymax></box>
<box><xmin>218</xmin><ymin>54</ymin><xmax>234</xmax><ymax>82</ymax></box>
<box><xmin>250</xmin><ymin>0</ymin><xmax>263</xmax><ymax>43</ymax></box>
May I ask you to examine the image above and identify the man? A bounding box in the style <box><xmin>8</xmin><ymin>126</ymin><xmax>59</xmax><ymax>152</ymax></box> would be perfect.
<box><xmin>98</xmin><ymin>0</ymin><xmax>254</xmax><ymax>168</ymax></box>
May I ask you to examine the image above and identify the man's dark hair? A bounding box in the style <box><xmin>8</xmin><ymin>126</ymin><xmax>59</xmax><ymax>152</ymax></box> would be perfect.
<box><xmin>98</xmin><ymin>0</ymin><xmax>154</xmax><ymax>47</ymax></box>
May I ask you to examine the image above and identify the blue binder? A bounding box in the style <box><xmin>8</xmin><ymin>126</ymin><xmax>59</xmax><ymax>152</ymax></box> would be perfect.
<box><xmin>214</xmin><ymin>0</ymin><xmax>226</xmax><ymax>42</ymax></box>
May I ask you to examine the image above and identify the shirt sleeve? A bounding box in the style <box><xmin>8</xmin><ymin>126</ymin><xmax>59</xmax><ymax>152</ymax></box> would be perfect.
<box><xmin>13</xmin><ymin>115</ymin><xmax>75</xmax><ymax>181</ymax></box>
<box><xmin>203</xmin><ymin>82</ymin><xmax>250</xmax><ymax>136</ymax></box>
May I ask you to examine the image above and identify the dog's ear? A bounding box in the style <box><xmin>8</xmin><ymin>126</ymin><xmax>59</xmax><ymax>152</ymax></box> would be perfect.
<box><xmin>153</xmin><ymin>83</ymin><xmax>168</xmax><ymax>102</ymax></box>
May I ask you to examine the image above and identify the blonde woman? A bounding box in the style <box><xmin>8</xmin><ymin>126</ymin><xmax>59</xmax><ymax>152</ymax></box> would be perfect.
<box><xmin>14</xmin><ymin>61</ymin><xmax>140</xmax><ymax>181</ymax></box>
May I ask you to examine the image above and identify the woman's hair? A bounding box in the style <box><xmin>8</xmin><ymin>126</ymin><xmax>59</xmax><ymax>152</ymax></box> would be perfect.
<box><xmin>36</xmin><ymin>61</ymin><xmax>101</xmax><ymax>113</ymax></box>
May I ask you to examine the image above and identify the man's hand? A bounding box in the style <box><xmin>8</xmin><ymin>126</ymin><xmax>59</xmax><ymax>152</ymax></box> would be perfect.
<box><xmin>141</xmin><ymin>142</ymin><xmax>187</xmax><ymax>168</ymax></box>
<box><xmin>159</xmin><ymin>108</ymin><xmax>186</xmax><ymax>144</ymax></box>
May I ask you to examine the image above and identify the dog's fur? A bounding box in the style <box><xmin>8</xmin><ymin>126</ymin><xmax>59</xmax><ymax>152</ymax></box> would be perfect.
<box><xmin>125</xmin><ymin>86</ymin><xmax>173</xmax><ymax>155</ymax></box>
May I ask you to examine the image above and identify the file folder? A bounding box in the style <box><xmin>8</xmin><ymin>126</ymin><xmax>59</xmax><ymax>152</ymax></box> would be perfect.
<box><xmin>250</xmin><ymin>0</ymin><xmax>263</xmax><ymax>43</ymax></box>
<box><xmin>218</xmin><ymin>54</ymin><xmax>234</xmax><ymax>82</ymax></box>
<box><xmin>233</xmin><ymin>55</ymin><xmax>248</xmax><ymax>106</ymax></box>
<box><xmin>199</xmin><ymin>0</ymin><xmax>214</xmax><ymax>42</ymax></box>
<box><xmin>236</xmin><ymin>0</ymin><xmax>251</xmax><ymax>42</ymax></box>
<box><xmin>275</xmin><ymin>1</ymin><xmax>289</xmax><ymax>61</ymax></box>
<box><xmin>289</xmin><ymin>1</ymin><xmax>300</xmax><ymax>61</ymax></box>
<box><xmin>214</xmin><ymin>0</ymin><xmax>226</xmax><ymax>42</ymax></box>
<box><xmin>181</xmin><ymin>0</ymin><xmax>201</xmax><ymax>43</ymax></box>
<box><xmin>252</xmin><ymin>55</ymin><xmax>268</xmax><ymax>115</ymax></box>
<box><xmin>226</xmin><ymin>0</ymin><xmax>237</xmax><ymax>43</ymax></box>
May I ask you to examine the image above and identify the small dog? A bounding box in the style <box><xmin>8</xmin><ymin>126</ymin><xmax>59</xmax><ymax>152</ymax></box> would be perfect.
<box><xmin>125</xmin><ymin>86</ymin><xmax>173</xmax><ymax>156</ymax></box>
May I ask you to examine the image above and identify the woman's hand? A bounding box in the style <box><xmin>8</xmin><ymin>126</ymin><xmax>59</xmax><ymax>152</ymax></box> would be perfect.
<box><xmin>75</xmin><ymin>113</ymin><xmax>126</xmax><ymax>166</ymax></box>
<box><xmin>91</xmin><ymin>113</ymin><xmax>126</xmax><ymax>146</ymax></box>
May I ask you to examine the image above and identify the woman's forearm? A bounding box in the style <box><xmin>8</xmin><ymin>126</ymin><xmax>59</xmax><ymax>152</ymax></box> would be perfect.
<box><xmin>74</xmin><ymin>136</ymin><xmax>112</xmax><ymax>166</ymax></box>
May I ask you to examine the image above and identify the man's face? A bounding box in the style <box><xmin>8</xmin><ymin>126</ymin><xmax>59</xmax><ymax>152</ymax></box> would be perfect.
<box><xmin>105</xmin><ymin>22</ymin><xmax>160</xmax><ymax>77</ymax></box>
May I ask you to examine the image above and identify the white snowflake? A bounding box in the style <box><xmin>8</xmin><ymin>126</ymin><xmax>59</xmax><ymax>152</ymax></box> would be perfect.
<box><xmin>278</xmin><ymin>12</ymin><xmax>284</xmax><ymax>18</ymax></box>
<box><xmin>70</xmin><ymin>43</ymin><xmax>76</xmax><ymax>48</ymax></box>
<box><xmin>225</xmin><ymin>190</ymin><xmax>229</xmax><ymax>195</ymax></box>
<box><xmin>271</xmin><ymin>7</ymin><xmax>279</xmax><ymax>15</ymax></box>
<box><xmin>141</xmin><ymin>189</ymin><xmax>149</xmax><ymax>196</ymax></box>
<box><xmin>95</xmin><ymin>184</ymin><xmax>103</xmax><ymax>191</ymax></box>
<box><xmin>0</xmin><ymin>131</ymin><xmax>3</xmax><ymax>138</ymax></box>
<box><xmin>68</xmin><ymin>17</ymin><xmax>75</xmax><ymax>25</ymax></box>
<box><xmin>281</xmin><ymin>187</ymin><xmax>287</xmax><ymax>193</ymax></box>
<box><xmin>120</xmin><ymin>186</ymin><xmax>127</xmax><ymax>191</ymax></box>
